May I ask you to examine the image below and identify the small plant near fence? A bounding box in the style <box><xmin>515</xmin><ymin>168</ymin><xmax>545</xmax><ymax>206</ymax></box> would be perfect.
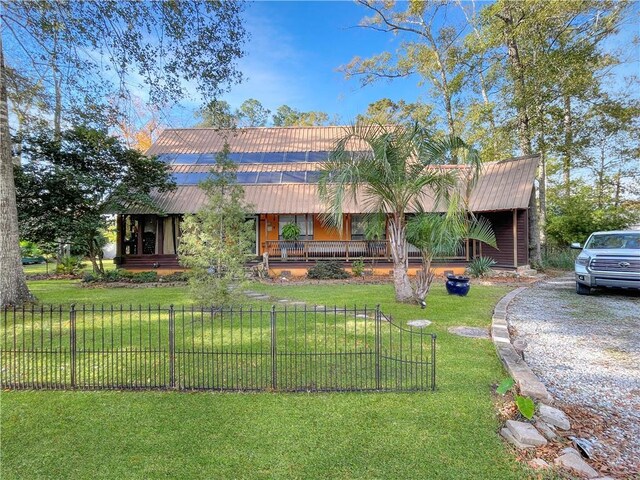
<box><xmin>307</xmin><ymin>261</ymin><xmax>350</xmax><ymax>279</ymax></box>
<box><xmin>0</xmin><ymin>304</ymin><xmax>436</xmax><ymax>393</ymax></box>
<box><xmin>351</xmin><ymin>258</ymin><xmax>365</xmax><ymax>277</ymax></box>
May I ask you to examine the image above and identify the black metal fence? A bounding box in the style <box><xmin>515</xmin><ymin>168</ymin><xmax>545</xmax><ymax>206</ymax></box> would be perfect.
<box><xmin>1</xmin><ymin>305</ymin><xmax>436</xmax><ymax>392</ymax></box>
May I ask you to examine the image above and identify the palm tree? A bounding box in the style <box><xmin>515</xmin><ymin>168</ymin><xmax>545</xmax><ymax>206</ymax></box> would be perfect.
<box><xmin>319</xmin><ymin>123</ymin><xmax>482</xmax><ymax>302</ymax></box>
<box><xmin>407</xmin><ymin>196</ymin><xmax>497</xmax><ymax>308</ymax></box>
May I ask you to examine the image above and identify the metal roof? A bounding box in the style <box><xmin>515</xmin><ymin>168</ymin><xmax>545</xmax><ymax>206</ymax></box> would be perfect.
<box><xmin>146</xmin><ymin>126</ymin><xmax>369</xmax><ymax>155</ymax></box>
<box><xmin>119</xmin><ymin>154</ymin><xmax>539</xmax><ymax>215</ymax></box>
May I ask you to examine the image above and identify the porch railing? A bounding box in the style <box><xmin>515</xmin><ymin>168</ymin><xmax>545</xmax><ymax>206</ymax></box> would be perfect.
<box><xmin>264</xmin><ymin>240</ymin><xmax>467</xmax><ymax>262</ymax></box>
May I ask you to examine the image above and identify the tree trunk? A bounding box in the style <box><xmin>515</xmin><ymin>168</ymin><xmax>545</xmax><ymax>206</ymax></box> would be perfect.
<box><xmin>388</xmin><ymin>215</ymin><xmax>413</xmax><ymax>302</ymax></box>
<box><xmin>562</xmin><ymin>95</ymin><xmax>572</xmax><ymax>196</ymax></box>
<box><xmin>537</xmin><ymin>105</ymin><xmax>547</xmax><ymax>250</ymax></box>
<box><xmin>0</xmin><ymin>35</ymin><xmax>32</xmax><ymax>306</ymax></box>
<box><xmin>499</xmin><ymin>6</ymin><xmax>541</xmax><ymax>266</ymax></box>
<box><xmin>414</xmin><ymin>253</ymin><xmax>435</xmax><ymax>306</ymax></box>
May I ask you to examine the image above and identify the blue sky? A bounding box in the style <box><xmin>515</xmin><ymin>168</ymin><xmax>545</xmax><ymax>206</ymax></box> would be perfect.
<box><xmin>164</xmin><ymin>0</ymin><xmax>639</xmax><ymax>129</ymax></box>
<box><xmin>172</xmin><ymin>0</ymin><xmax>429</xmax><ymax>125</ymax></box>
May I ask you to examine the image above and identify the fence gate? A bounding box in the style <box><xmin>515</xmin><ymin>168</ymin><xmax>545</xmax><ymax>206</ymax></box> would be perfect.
<box><xmin>1</xmin><ymin>305</ymin><xmax>436</xmax><ymax>392</ymax></box>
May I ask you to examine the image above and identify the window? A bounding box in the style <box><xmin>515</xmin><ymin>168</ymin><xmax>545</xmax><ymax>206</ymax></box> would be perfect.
<box><xmin>350</xmin><ymin>214</ymin><xmax>386</xmax><ymax>240</ymax></box>
<box><xmin>172</xmin><ymin>153</ymin><xmax>201</xmax><ymax>164</ymax></box>
<box><xmin>279</xmin><ymin>215</ymin><xmax>313</xmax><ymax>240</ymax></box>
<box><xmin>256</xmin><ymin>172</ymin><xmax>282</xmax><ymax>184</ymax></box>
<box><xmin>281</xmin><ymin>171</ymin><xmax>306</xmax><ymax>183</ymax></box>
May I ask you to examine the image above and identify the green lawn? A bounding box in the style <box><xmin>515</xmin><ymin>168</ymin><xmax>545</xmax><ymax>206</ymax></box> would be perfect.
<box><xmin>0</xmin><ymin>279</ymin><xmax>534</xmax><ymax>479</ymax></box>
<box><xmin>23</xmin><ymin>261</ymin><xmax>117</xmax><ymax>276</ymax></box>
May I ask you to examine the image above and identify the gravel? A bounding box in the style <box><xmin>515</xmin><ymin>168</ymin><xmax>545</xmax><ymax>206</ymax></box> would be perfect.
<box><xmin>507</xmin><ymin>274</ymin><xmax>640</xmax><ymax>473</ymax></box>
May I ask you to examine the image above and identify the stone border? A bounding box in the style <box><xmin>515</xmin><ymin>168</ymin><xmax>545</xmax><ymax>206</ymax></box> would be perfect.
<box><xmin>491</xmin><ymin>287</ymin><xmax>553</xmax><ymax>403</ymax></box>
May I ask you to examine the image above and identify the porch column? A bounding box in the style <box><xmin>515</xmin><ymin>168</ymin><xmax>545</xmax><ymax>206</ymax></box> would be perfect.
<box><xmin>157</xmin><ymin>217</ymin><xmax>164</xmax><ymax>255</ymax></box>
<box><xmin>137</xmin><ymin>216</ymin><xmax>144</xmax><ymax>255</ymax></box>
<box><xmin>513</xmin><ymin>210</ymin><xmax>518</xmax><ymax>268</ymax></box>
<box><xmin>116</xmin><ymin>215</ymin><xmax>122</xmax><ymax>257</ymax></box>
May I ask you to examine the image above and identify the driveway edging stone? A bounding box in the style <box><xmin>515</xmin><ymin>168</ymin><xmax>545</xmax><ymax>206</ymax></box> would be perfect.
<box><xmin>491</xmin><ymin>287</ymin><xmax>553</xmax><ymax>403</ymax></box>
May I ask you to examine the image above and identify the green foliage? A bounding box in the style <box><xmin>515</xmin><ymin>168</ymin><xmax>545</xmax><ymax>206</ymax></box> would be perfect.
<box><xmin>515</xmin><ymin>396</ymin><xmax>536</xmax><ymax>420</ymax></box>
<box><xmin>195</xmin><ymin>100</ymin><xmax>237</xmax><ymax>128</ymax></box>
<box><xmin>19</xmin><ymin>241</ymin><xmax>42</xmax><ymax>258</ymax></box>
<box><xmin>14</xmin><ymin>126</ymin><xmax>174</xmax><ymax>274</ymax></box>
<box><xmin>466</xmin><ymin>257</ymin><xmax>497</xmax><ymax>278</ymax></box>
<box><xmin>496</xmin><ymin>378</ymin><xmax>515</xmax><ymax>395</ymax></box>
<box><xmin>352</xmin><ymin>258</ymin><xmax>365</xmax><ymax>277</ymax></box>
<box><xmin>272</xmin><ymin>105</ymin><xmax>330</xmax><ymax>126</ymax></box>
<box><xmin>496</xmin><ymin>376</ymin><xmax>535</xmax><ymax>420</ymax></box>
<box><xmin>545</xmin><ymin>183</ymin><xmax>638</xmax><ymax>246</ymax></box>
<box><xmin>55</xmin><ymin>256</ymin><xmax>84</xmax><ymax>275</ymax></box>
<box><xmin>178</xmin><ymin>145</ymin><xmax>255</xmax><ymax>306</ymax></box>
<box><xmin>281</xmin><ymin>223</ymin><xmax>301</xmax><ymax>241</ymax></box>
<box><xmin>541</xmin><ymin>247</ymin><xmax>579</xmax><ymax>270</ymax></box>
<box><xmin>307</xmin><ymin>261</ymin><xmax>350</xmax><ymax>280</ymax></box>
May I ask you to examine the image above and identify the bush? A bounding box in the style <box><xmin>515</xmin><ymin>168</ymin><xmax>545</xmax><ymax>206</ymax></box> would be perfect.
<box><xmin>466</xmin><ymin>257</ymin><xmax>496</xmax><ymax>278</ymax></box>
<box><xmin>56</xmin><ymin>256</ymin><xmax>85</xmax><ymax>275</ymax></box>
<box><xmin>307</xmin><ymin>261</ymin><xmax>350</xmax><ymax>280</ymax></box>
<box><xmin>159</xmin><ymin>271</ymin><xmax>189</xmax><ymax>282</ymax></box>
<box><xmin>541</xmin><ymin>247</ymin><xmax>578</xmax><ymax>270</ymax></box>
<box><xmin>352</xmin><ymin>258</ymin><xmax>365</xmax><ymax>277</ymax></box>
<box><xmin>130</xmin><ymin>271</ymin><xmax>158</xmax><ymax>283</ymax></box>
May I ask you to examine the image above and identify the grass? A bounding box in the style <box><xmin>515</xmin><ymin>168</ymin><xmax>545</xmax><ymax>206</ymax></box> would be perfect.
<box><xmin>0</xmin><ymin>278</ymin><xmax>534</xmax><ymax>479</ymax></box>
<box><xmin>23</xmin><ymin>261</ymin><xmax>117</xmax><ymax>276</ymax></box>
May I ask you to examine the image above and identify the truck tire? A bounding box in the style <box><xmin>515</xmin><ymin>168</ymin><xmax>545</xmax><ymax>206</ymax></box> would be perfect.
<box><xmin>576</xmin><ymin>282</ymin><xmax>591</xmax><ymax>295</ymax></box>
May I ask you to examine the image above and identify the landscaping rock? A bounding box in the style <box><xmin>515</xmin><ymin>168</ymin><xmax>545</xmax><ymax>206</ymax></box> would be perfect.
<box><xmin>554</xmin><ymin>452</ymin><xmax>599</xmax><ymax>479</ymax></box>
<box><xmin>538</xmin><ymin>403</ymin><xmax>571</xmax><ymax>430</ymax></box>
<box><xmin>534</xmin><ymin>420</ymin><xmax>559</xmax><ymax>441</ymax></box>
<box><xmin>505</xmin><ymin>420</ymin><xmax>548</xmax><ymax>447</ymax></box>
<box><xmin>500</xmin><ymin>428</ymin><xmax>536</xmax><ymax>449</ymax></box>
<box><xmin>527</xmin><ymin>458</ymin><xmax>550</xmax><ymax>470</ymax></box>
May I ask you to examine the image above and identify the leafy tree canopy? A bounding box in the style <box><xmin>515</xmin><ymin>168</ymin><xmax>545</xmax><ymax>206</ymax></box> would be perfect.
<box><xmin>14</xmin><ymin>126</ymin><xmax>174</xmax><ymax>272</ymax></box>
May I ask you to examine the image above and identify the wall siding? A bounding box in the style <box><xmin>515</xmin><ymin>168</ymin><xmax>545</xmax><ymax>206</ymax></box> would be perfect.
<box><xmin>517</xmin><ymin>209</ymin><xmax>529</xmax><ymax>266</ymax></box>
<box><xmin>478</xmin><ymin>211</ymin><xmax>515</xmax><ymax>267</ymax></box>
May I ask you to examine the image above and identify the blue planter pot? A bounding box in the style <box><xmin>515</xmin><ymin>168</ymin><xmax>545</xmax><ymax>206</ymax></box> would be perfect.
<box><xmin>445</xmin><ymin>275</ymin><xmax>471</xmax><ymax>296</ymax></box>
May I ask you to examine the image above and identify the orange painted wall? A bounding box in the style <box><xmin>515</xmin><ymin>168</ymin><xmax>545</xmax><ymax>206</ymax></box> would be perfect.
<box><xmin>269</xmin><ymin>265</ymin><xmax>467</xmax><ymax>278</ymax></box>
<box><xmin>259</xmin><ymin>214</ymin><xmax>349</xmax><ymax>254</ymax></box>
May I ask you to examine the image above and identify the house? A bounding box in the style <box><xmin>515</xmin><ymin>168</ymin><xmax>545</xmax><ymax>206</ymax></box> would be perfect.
<box><xmin>114</xmin><ymin>126</ymin><xmax>538</xmax><ymax>276</ymax></box>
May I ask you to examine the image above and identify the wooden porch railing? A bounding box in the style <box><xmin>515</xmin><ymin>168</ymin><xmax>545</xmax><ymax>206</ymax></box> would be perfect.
<box><xmin>263</xmin><ymin>240</ymin><xmax>467</xmax><ymax>262</ymax></box>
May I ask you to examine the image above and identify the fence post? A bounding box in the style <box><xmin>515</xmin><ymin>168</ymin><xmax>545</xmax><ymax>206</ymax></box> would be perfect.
<box><xmin>431</xmin><ymin>334</ymin><xmax>436</xmax><ymax>391</ymax></box>
<box><xmin>375</xmin><ymin>304</ymin><xmax>381</xmax><ymax>390</ymax></box>
<box><xmin>270</xmin><ymin>305</ymin><xmax>277</xmax><ymax>390</ymax></box>
<box><xmin>169</xmin><ymin>305</ymin><xmax>176</xmax><ymax>389</ymax></box>
<box><xmin>70</xmin><ymin>304</ymin><xmax>77</xmax><ymax>388</ymax></box>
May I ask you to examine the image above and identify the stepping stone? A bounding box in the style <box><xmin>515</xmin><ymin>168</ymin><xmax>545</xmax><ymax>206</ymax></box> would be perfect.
<box><xmin>252</xmin><ymin>295</ymin><xmax>270</xmax><ymax>300</ymax></box>
<box><xmin>407</xmin><ymin>320</ymin><xmax>432</xmax><ymax>328</ymax></box>
<box><xmin>537</xmin><ymin>404</ymin><xmax>570</xmax><ymax>430</ymax></box>
<box><xmin>278</xmin><ymin>299</ymin><xmax>290</xmax><ymax>303</ymax></box>
<box><xmin>313</xmin><ymin>305</ymin><xmax>326</xmax><ymax>310</ymax></box>
<box><xmin>448</xmin><ymin>326</ymin><xmax>490</xmax><ymax>339</ymax></box>
<box><xmin>505</xmin><ymin>420</ymin><xmax>547</xmax><ymax>447</ymax></box>
<box><xmin>554</xmin><ymin>452</ymin><xmax>599</xmax><ymax>479</ymax></box>
<box><xmin>355</xmin><ymin>314</ymin><xmax>371</xmax><ymax>319</ymax></box>
<box><xmin>290</xmin><ymin>301</ymin><xmax>307</xmax><ymax>306</ymax></box>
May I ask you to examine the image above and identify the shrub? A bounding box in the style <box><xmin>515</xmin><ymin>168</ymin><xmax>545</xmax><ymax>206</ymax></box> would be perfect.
<box><xmin>466</xmin><ymin>257</ymin><xmax>496</xmax><ymax>278</ymax></box>
<box><xmin>541</xmin><ymin>247</ymin><xmax>578</xmax><ymax>270</ymax></box>
<box><xmin>56</xmin><ymin>256</ymin><xmax>85</xmax><ymax>275</ymax></box>
<box><xmin>160</xmin><ymin>271</ymin><xmax>189</xmax><ymax>282</ymax></box>
<box><xmin>307</xmin><ymin>261</ymin><xmax>350</xmax><ymax>280</ymax></box>
<box><xmin>130</xmin><ymin>271</ymin><xmax>158</xmax><ymax>283</ymax></box>
<box><xmin>352</xmin><ymin>258</ymin><xmax>365</xmax><ymax>277</ymax></box>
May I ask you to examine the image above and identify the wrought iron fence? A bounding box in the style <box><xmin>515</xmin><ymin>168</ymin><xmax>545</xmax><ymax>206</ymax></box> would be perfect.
<box><xmin>1</xmin><ymin>305</ymin><xmax>436</xmax><ymax>392</ymax></box>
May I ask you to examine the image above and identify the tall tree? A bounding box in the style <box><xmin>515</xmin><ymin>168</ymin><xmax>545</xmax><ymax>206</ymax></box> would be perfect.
<box><xmin>0</xmin><ymin>0</ymin><xmax>247</xmax><ymax>306</ymax></box>
<box><xmin>356</xmin><ymin>98</ymin><xmax>436</xmax><ymax>129</ymax></box>
<box><xmin>272</xmin><ymin>105</ymin><xmax>329</xmax><ymax>127</ymax></box>
<box><xmin>343</xmin><ymin>0</ymin><xmax>468</xmax><ymax>139</ymax></box>
<box><xmin>14</xmin><ymin>126</ymin><xmax>174</xmax><ymax>274</ymax></box>
<box><xmin>195</xmin><ymin>100</ymin><xmax>237</xmax><ymax>128</ymax></box>
<box><xmin>236</xmin><ymin>98</ymin><xmax>271</xmax><ymax>127</ymax></box>
<box><xmin>320</xmin><ymin>123</ymin><xmax>481</xmax><ymax>303</ymax></box>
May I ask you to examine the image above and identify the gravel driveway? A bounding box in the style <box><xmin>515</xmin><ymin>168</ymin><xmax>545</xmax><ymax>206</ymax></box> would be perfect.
<box><xmin>507</xmin><ymin>274</ymin><xmax>640</xmax><ymax>474</ymax></box>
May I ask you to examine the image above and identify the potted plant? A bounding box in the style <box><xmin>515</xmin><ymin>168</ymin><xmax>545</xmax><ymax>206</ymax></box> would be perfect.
<box><xmin>445</xmin><ymin>274</ymin><xmax>471</xmax><ymax>296</ymax></box>
<box><xmin>280</xmin><ymin>223</ymin><xmax>301</xmax><ymax>260</ymax></box>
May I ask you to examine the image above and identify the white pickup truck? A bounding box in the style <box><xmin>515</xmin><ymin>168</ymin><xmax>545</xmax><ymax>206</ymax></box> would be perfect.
<box><xmin>571</xmin><ymin>230</ymin><xmax>640</xmax><ymax>295</ymax></box>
